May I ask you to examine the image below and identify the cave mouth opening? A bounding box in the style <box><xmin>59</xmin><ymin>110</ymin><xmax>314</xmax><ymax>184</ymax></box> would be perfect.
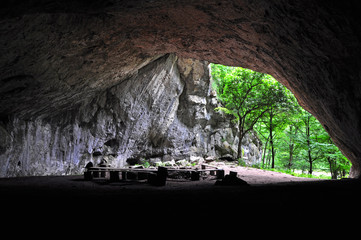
<box><xmin>208</xmin><ymin>63</ymin><xmax>351</xmax><ymax>180</ymax></box>
<box><xmin>1</xmin><ymin>1</ymin><xmax>361</xmax><ymax>215</ymax></box>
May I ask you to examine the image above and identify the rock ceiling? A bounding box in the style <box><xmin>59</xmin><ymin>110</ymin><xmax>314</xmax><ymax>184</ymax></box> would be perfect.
<box><xmin>1</xmin><ymin>0</ymin><xmax>361</xmax><ymax>177</ymax></box>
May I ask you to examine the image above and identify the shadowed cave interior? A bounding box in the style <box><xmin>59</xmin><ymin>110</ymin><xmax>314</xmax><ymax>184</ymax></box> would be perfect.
<box><xmin>1</xmin><ymin>0</ymin><xmax>361</xmax><ymax>211</ymax></box>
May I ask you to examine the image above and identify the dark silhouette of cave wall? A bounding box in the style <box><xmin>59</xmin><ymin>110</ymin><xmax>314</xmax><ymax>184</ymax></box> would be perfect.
<box><xmin>1</xmin><ymin>0</ymin><xmax>361</xmax><ymax>177</ymax></box>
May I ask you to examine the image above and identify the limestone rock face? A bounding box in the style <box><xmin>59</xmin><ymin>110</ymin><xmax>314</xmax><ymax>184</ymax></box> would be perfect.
<box><xmin>1</xmin><ymin>0</ymin><xmax>361</xmax><ymax>177</ymax></box>
<box><xmin>0</xmin><ymin>54</ymin><xmax>181</xmax><ymax>176</ymax></box>
<box><xmin>0</xmin><ymin>54</ymin><xmax>261</xmax><ymax>177</ymax></box>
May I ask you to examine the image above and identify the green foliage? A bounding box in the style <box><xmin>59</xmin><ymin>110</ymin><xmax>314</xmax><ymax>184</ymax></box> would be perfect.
<box><xmin>211</xmin><ymin>64</ymin><xmax>268</xmax><ymax>122</ymax></box>
<box><xmin>210</xmin><ymin>63</ymin><xmax>351</xmax><ymax>179</ymax></box>
<box><xmin>211</xmin><ymin>64</ymin><xmax>289</xmax><ymax>159</ymax></box>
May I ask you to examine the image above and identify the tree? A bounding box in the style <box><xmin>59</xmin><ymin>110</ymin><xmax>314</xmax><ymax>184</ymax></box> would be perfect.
<box><xmin>211</xmin><ymin>63</ymin><xmax>351</xmax><ymax>178</ymax></box>
<box><xmin>284</xmin><ymin>117</ymin><xmax>303</xmax><ymax>169</ymax></box>
<box><xmin>211</xmin><ymin>64</ymin><xmax>286</xmax><ymax>160</ymax></box>
<box><xmin>298</xmin><ymin>110</ymin><xmax>327</xmax><ymax>175</ymax></box>
<box><xmin>255</xmin><ymin>79</ymin><xmax>293</xmax><ymax>168</ymax></box>
<box><xmin>304</xmin><ymin>112</ymin><xmax>318</xmax><ymax>174</ymax></box>
<box><xmin>309</xmin><ymin>129</ymin><xmax>350</xmax><ymax>179</ymax></box>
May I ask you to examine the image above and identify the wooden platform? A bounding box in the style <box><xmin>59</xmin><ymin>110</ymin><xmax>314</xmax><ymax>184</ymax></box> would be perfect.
<box><xmin>84</xmin><ymin>164</ymin><xmax>225</xmax><ymax>185</ymax></box>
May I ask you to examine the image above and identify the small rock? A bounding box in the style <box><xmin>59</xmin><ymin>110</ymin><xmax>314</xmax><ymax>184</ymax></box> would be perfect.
<box><xmin>163</xmin><ymin>159</ymin><xmax>176</xmax><ymax>166</ymax></box>
<box><xmin>190</xmin><ymin>156</ymin><xmax>204</xmax><ymax>165</ymax></box>
<box><xmin>205</xmin><ymin>156</ymin><xmax>216</xmax><ymax>162</ymax></box>
<box><xmin>176</xmin><ymin>159</ymin><xmax>189</xmax><ymax>167</ymax></box>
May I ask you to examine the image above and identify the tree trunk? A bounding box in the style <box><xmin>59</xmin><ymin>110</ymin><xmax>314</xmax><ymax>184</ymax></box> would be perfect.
<box><xmin>237</xmin><ymin>131</ymin><xmax>244</xmax><ymax>160</ymax></box>
<box><xmin>271</xmin><ymin>139</ymin><xmax>275</xmax><ymax>168</ymax></box>
<box><xmin>267</xmin><ymin>148</ymin><xmax>271</xmax><ymax>168</ymax></box>
<box><xmin>262</xmin><ymin>135</ymin><xmax>270</xmax><ymax>168</ymax></box>
<box><xmin>288</xmin><ymin>143</ymin><xmax>294</xmax><ymax>169</ymax></box>
<box><xmin>236</xmin><ymin>117</ymin><xmax>244</xmax><ymax>160</ymax></box>
<box><xmin>306</xmin><ymin>114</ymin><xmax>313</xmax><ymax>175</ymax></box>
<box><xmin>307</xmin><ymin>144</ymin><xmax>313</xmax><ymax>175</ymax></box>
<box><xmin>327</xmin><ymin>157</ymin><xmax>338</xmax><ymax>179</ymax></box>
<box><xmin>269</xmin><ymin>108</ymin><xmax>275</xmax><ymax>169</ymax></box>
<box><xmin>288</xmin><ymin>125</ymin><xmax>294</xmax><ymax>169</ymax></box>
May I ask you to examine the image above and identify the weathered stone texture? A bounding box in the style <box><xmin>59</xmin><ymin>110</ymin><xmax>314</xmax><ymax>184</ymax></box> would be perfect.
<box><xmin>0</xmin><ymin>54</ymin><xmax>260</xmax><ymax>176</ymax></box>
<box><xmin>1</xmin><ymin>0</ymin><xmax>361</xmax><ymax>177</ymax></box>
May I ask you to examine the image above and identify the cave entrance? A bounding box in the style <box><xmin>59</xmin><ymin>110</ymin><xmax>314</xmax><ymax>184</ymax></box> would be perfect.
<box><xmin>0</xmin><ymin>0</ymin><xmax>359</xmax><ymax>181</ymax></box>
<box><xmin>209</xmin><ymin>63</ymin><xmax>350</xmax><ymax>180</ymax></box>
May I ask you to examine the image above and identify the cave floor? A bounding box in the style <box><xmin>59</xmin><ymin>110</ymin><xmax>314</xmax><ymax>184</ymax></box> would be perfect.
<box><xmin>1</xmin><ymin>167</ymin><xmax>360</xmax><ymax>217</ymax></box>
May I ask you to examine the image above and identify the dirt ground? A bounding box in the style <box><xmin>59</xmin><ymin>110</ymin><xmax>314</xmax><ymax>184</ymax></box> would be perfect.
<box><xmin>0</xmin><ymin>165</ymin><xmax>317</xmax><ymax>193</ymax></box>
<box><xmin>0</xmin><ymin>165</ymin><xmax>359</xmax><ymax>218</ymax></box>
<box><xmin>213</xmin><ymin>165</ymin><xmax>318</xmax><ymax>184</ymax></box>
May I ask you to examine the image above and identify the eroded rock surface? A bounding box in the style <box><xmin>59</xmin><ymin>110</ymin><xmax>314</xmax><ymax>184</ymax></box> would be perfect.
<box><xmin>1</xmin><ymin>0</ymin><xmax>361</xmax><ymax>177</ymax></box>
<box><xmin>0</xmin><ymin>54</ymin><xmax>261</xmax><ymax>176</ymax></box>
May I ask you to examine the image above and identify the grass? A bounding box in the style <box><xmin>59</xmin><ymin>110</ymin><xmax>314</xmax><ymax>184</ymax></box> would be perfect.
<box><xmin>260</xmin><ymin>167</ymin><xmax>331</xmax><ymax>179</ymax></box>
<box><xmin>237</xmin><ymin>158</ymin><xmax>333</xmax><ymax>179</ymax></box>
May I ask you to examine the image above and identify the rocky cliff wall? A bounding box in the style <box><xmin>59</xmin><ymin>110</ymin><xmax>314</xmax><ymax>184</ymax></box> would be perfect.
<box><xmin>0</xmin><ymin>54</ymin><xmax>261</xmax><ymax>177</ymax></box>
